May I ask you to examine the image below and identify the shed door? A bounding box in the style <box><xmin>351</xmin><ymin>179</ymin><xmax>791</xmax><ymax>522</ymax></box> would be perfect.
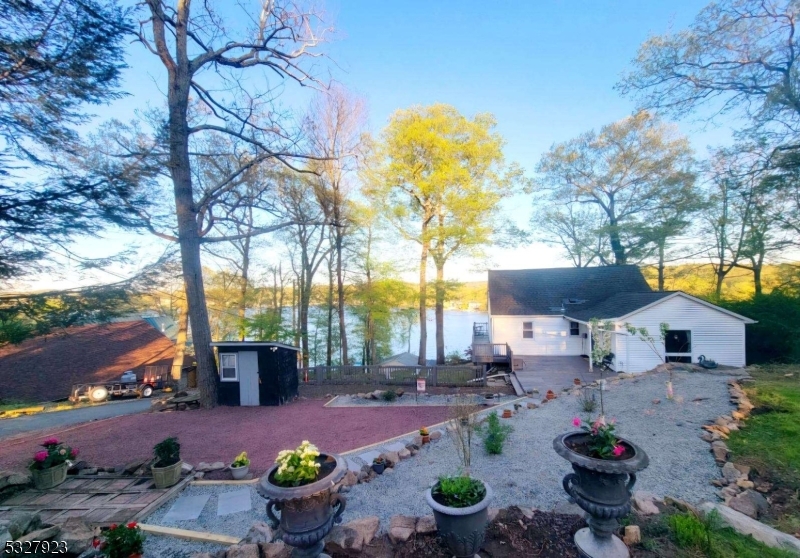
<box><xmin>238</xmin><ymin>351</ymin><xmax>260</xmax><ymax>406</ymax></box>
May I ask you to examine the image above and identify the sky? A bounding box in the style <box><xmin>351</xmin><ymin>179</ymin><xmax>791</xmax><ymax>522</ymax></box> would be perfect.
<box><xmin>21</xmin><ymin>0</ymin><xmax>743</xmax><ymax>291</ymax></box>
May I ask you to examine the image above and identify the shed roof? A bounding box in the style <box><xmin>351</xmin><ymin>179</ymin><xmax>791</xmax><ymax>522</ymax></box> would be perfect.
<box><xmin>0</xmin><ymin>320</ymin><xmax>176</xmax><ymax>402</ymax></box>
<box><xmin>488</xmin><ymin>266</ymin><xmax>652</xmax><ymax>316</ymax></box>
<box><xmin>210</xmin><ymin>341</ymin><xmax>300</xmax><ymax>351</ymax></box>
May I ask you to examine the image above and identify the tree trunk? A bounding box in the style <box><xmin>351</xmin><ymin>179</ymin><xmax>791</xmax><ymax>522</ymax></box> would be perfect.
<box><xmin>238</xmin><ymin>234</ymin><xmax>250</xmax><ymax>341</ymax></box>
<box><xmin>657</xmin><ymin>241</ymin><xmax>665</xmax><ymax>292</ymax></box>
<box><xmin>435</xmin><ymin>262</ymin><xmax>445</xmax><ymax>364</ymax></box>
<box><xmin>608</xmin><ymin>220</ymin><xmax>627</xmax><ymax>265</ymax></box>
<box><xmin>335</xmin><ymin>230</ymin><xmax>348</xmax><ymax>364</ymax></box>
<box><xmin>170</xmin><ymin>306</ymin><xmax>188</xmax><ymax>381</ymax></box>
<box><xmin>165</xmin><ymin>13</ymin><xmax>217</xmax><ymax>407</ymax></box>
<box><xmin>326</xmin><ymin>254</ymin><xmax>333</xmax><ymax>366</ymax></box>
<box><xmin>418</xmin><ymin>226</ymin><xmax>429</xmax><ymax>365</ymax></box>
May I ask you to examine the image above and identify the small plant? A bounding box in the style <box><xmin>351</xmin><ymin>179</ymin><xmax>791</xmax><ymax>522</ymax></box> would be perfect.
<box><xmin>381</xmin><ymin>389</ymin><xmax>398</xmax><ymax>402</ymax></box>
<box><xmin>29</xmin><ymin>438</ymin><xmax>77</xmax><ymax>471</ymax></box>
<box><xmin>580</xmin><ymin>390</ymin><xmax>597</xmax><ymax>413</ymax></box>
<box><xmin>419</xmin><ymin>427</ymin><xmax>429</xmax><ymax>436</ymax></box>
<box><xmin>232</xmin><ymin>451</ymin><xmax>250</xmax><ymax>468</ymax></box>
<box><xmin>432</xmin><ymin>475</ymin><xmax>486</xmax><ymax>508</ymax></box>
<box><xmin>273</xmin><ymin>441</ymin><xmax>321</xmax><ymax>487</ymax></box>
<box><xmin>373</xmin><ymin>457</ymin><xmax>384</xmax><ymax>465</ymax></box>
<box><xmin>571</xmin><ymin>416</ymin><xmax>625</xmax><ymax>459</ymax></box>
<box><xmin>153</xmin><ymin>437</ymin><xmax>180</xmax><ymax>467</ymax></box>
<box><xmin>100</xmin><ymin>522</ymin><xmax>145</xmax><ymax>558</ymax></box>
<box><xmin>480</xmin><ymin>412</ymin><xmax>513</xmax><ymax>455</ymax></box>
<box><xmin>446</xmin><ymin>396</ymin><xmax>482</xmax><ymax>474</ymax></box>
<box><xmin>668</xmin><ymin>512</ymin><xmax>712</xmax><ymax>551</ymax></box>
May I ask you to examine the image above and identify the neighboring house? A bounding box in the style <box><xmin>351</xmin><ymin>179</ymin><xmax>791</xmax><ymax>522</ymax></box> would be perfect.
<box><xmin>379</xmin><ymin>352</ymin><xmax>437</xmax><ymax>367</ymax></box>
<box><xmin>0</xmin><ymin>320</ymin><xmax>177</xmax><ymax>402</ymax></box>
<box><xmin>478</xmin><ymin>266</ymin><xmax>755</xmax><ymax>373</ymax></box>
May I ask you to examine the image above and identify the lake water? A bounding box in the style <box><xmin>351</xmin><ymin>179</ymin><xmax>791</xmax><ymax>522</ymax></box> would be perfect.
<box><xmin>390</xmin><ymin>309</ymin><xmax>488</xmax><ymax>359</ymax></box>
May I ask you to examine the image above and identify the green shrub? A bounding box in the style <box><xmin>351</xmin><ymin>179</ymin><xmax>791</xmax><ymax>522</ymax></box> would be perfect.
<box><xmin>153</xmin><ymin>437</ymin><xmax>180</xmax><ymax>467</ymax></box>
<box><xmin>580</xmin><ymin>391</ymin><xmax>597</xmax><ymax>413</ymax></box>
<box><xmin>669</xmin><ymin>512</ymin><xmax>710</xmax><ymax>550</ymax></box>
<box><xmin>381</xmin><ymin>389</ymin><xmax>398</xmax><ymax>402</ymax></box>
<box><xmin>481</xmin><ymin>411</ymin><xmax>513</xmax><ymax>455</ymax></box>
<box><xmin>432</xmin><ymin>475</ymin><xmax>486</xmax><ymax>508</ymax></box>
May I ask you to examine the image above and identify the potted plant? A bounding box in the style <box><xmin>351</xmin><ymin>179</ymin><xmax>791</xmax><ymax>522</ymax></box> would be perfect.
<box><xmin>230</xmin><ymin>451</ymin><xmax>250</xmax><ymax>480</ymax></box>
<box><xmin>553</xmin><ymin>416</ymin><xmax>649</xmax><ymax>557</ymax></box>
<box><xmin>99</xmin><ymin>522</ymin><xmax>145</xmax><ymax>558</ymax></box>
<box><xmin>29</xmin><ymin>438</ymin><xmax>77</xmax><ymax>489</ymax></box>
<box><xmin>420</xmin><ymin>427</ymin><xmax>430</xmax><ymax>444</ymax></box>
<box><xmin>257</xmin><ymin>441</ymin><xmax>346</xmax><ymax>557</ymax></box>
<box><xmin>573</xmin><ymin>378</ymin><xmax>582</xmax><ymax>385</ymax></box>
<box><xmin>372</xmin><ymin>457</ymin><xmax>385</xmax><ymax>474</ymax></box>
<box><xmin>545</xmin><ymin>389</ymin><xmax>556</xmax><ymax>400</ymax></box>
<box><xmin>151</xmin><ymin>437</ymin><xmax>182</xmax><ymax>489</ymax></box>
<box><xmin>501</xmin><ymin>409</ymin><xmax>512</xmax><ymax>419</ymax></box>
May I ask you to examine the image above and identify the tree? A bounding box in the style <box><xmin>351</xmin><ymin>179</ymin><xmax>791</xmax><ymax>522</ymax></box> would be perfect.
<box><xmin>365</xmin><ymin>104</ymin><xmax>518</xmax><ymax>364</ymax></box>
<box><xmin>305</xmin><ymin>86</ymin><xmax>365</xmax><ymax>365</ymax></box>
<box><xmin>532</xmin><ymin>202</ymin><xmax>606</xmax><ymax>267</ymax></box>
<box><xmin>0</xmin><ymin>0</ymin><xmax>135</xmax><ymax>280</ymax></box>
<box><xmin>534</xmin><ymin>112</ymin><xmax>697</xmax><ymax>266</ymax></box>
<box><xmin>124</xmin><ymin>1</ymin><xmax>329</xmax><ymax>406</ymax></box>
<box><xmin>618</xmin><ymin>0</ymin><xmax>800</xmax><ymax>147</ymax></box>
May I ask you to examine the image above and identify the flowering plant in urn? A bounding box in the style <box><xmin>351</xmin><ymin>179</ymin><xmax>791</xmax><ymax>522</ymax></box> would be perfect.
<box><xmin>29</xmin><ymin>438</ymin><xmax>77</xmax><ymax>471</ymax></box>
<box><xmin>571</xmin><ymin>416</ymin><xmax>627</xmax><ymax>459</ymax></box>
<box><xmin>274</xmin><ymin>441</ymin><xmax>321</xmax><ymax>487</ymax></box>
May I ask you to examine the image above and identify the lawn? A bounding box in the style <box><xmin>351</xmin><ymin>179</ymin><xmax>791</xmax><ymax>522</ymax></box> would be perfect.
<box><xmin>725</xmin><ymin>365</ymin><xmax>800</xmax><ymax>535</ymax></box>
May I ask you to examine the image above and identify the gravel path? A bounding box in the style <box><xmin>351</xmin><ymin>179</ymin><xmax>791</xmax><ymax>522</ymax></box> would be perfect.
<box><xmin>0</xmin><ymin>400</ymin><xmax>451</xmax><ymax>475</ymax></box>
<box><xmin>339</xmin><ymin>370</ymin><xmax>737</xmax><ymax>528</ymax></box>
<box><xmin>326</xmin><ymin>392</ymin><xmax>517</xmax><ymax>407</ymax></box>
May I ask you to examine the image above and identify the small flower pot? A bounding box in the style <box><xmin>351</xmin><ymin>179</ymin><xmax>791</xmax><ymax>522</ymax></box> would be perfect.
<box><xmin>372</xmin><ymin>462</ymin><xmax>385</xmax><ymax>474</ymax></box>
<box><xmin>230</xmin><ymin>464</ymin><xmax>250</xmax><ymax>480</ymax></box>
<box><xmin>501</xmin><ymin>409</ymin><xmax>512</xmax><ymax>419</ymax></box>
<box><xmin>151</xmin><ymin>460</ymin><xmax>182</xmax><ymax>489</ymax></box>
<box><xmin>573</xmin><ymin>378</ymin><xmax>582</xmax><ymax>385</ymax></box>
<box><xmin>426</xmin><ymin>479</ymin><xmax>493</xmax><ymax>558</ymax></box>
<box><xmin>546</xmin><ymin>390</ymin><xmax>556</xmax><ymax>400</ymax></box>
<box><xmin>32</xmin><ymin>462</ymin><xmax>68</xmax><ymax>490</ymax></box>
<box><xmin>421</xmin><ymin>435</ymin><xmax>431</xmax><ymax>444</ymax></box>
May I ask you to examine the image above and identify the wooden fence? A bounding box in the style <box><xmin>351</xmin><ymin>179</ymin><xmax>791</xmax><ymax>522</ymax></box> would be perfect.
<box><xmin>297</xmin><ymin>364</ymin><xmax>487</xmax><ymax>387</ymax></box>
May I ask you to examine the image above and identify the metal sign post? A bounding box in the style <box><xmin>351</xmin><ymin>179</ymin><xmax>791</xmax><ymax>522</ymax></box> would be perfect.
<box><xmin>416</xmin><ymin>378</ymin><xmax>426</xmax><ymax>404</ymax></box>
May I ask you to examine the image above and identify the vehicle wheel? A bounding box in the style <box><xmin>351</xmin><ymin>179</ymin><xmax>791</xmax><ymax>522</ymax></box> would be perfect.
<box><xmin>141</xmin><ymin>385</ymin><xmax>154</xmax><ymax>398</ymax></box>
<box><xmin>89</xmin><ymin>386</ymin><xmax>108</xmax><ymax>402</ymax></box>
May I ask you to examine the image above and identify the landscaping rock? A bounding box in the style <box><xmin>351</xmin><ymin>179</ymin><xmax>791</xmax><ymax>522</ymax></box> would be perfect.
<box><xmin>721</xmin><ymin>462</ymin><xmax>744</xmax><ymax>482</ymax></box>
<box><xmin>56</xmin><ymin>518</ymin><xmax>96</xmax><ymax>555</ymax></box>
<box><xmin>380</xmin><ymin>452</ymin><xmax>399</xmax><ymax>467</ymax></box>
<box><xmin>327</xmin><ymin>516</ymin><xmax>381</xmax><ymax>554</ymax></box>
<box><xmin>488</xmin><ymin>507</ymin><xmax>500</xmax><ymax>522</ymax></box>
<box><xmin>226</xmin><ymin>543</ymin><xmax>260</xmax><ymax>558</ymax></box>
<box><xmin>181</xmin><ymin>462</ymin><xmax>195</xmax><ymax>474</ymax></box>
<box><xmin>623</xmin><ymin>525</ymin><xmax>641</xmax><ymax>545</ymax></box>
<box><xmin>429</xmin><ymin>430</ymin><xmax>442</xmax><ymax>441</ymax></box>
<box><xmin>729</xmin><ymin>490</ymin><xmax>768</xmax><ymax>519</ymax></box>
<box><xmin>370</xmin><ymin>390</ymin><xmax>383</xmax><ymax>400</ymax></box>
<box><xmin>664</xmin><ymin>496</ymin><xmax>699</xmax><ymax>517</ymax></box>
<box><xmin>122</xmin><ymin>459</ymin><xmax>147</xmax><ymax>475</ymax></box>
<box><xmin>415</xmin><ymin>515</ymin><xmax>437</xmax><ymax>535</ymax></box>
<box><xmin>341</xmin><ymin>470</ymin><xmax>358</xmax><ymax>488</ymax></box>
<box><xmin>388</xmin><ymin>515</ymin><xmax>416</xmax><ymax>544</ymax></box>
<box><xmin>16</xmin><ymin>525</ymin><xmax>60</xmax><ymax>543</ymax></box>
<box><xmin>0</xmin><ymin>471</ymin><xmax>31</xmax><ymax>491</ymax></box>
<box><xmin>632</xmin><ymin>492</ymin><xmax>660</xmax><ymax>515</ymax></box>
<box><xmin>398</xmin><ymin>448</ymin><xmax>411</xmax><ymax>460</ymax></box>
<box><xmin>736</xmin><ymin>479</ymin><xmax>755</xmax><ymax>490</ymax></box>
<box><xmin>196</xmin><ymin>461</ymin><xmax>225</xmax><ymax>472</ymax></box>
<box><xmin>526</xmin><ymin>402</ymin><xmax>538</xmax><ymax>409</ymax></box>
<box><xmin>412</xmin><ymin>435</ymin><xmax>423</xmax><ymax>445</ymax></box>
<box><xmin>699</xmin><ymin>502</ymin><xmax>800</xmax><ymax>553</ymax></box>
<box><xmin>242</xmin><ymin>521</ymin><xmax>274</xmax><ymax>545</ymax></box>
<box><xmin>519</xmin><ymin>507</ymin><xmax>535</xmax><ymax>520</ymax></box>
<box><xmin>259</xmin><ymin>541</ymin><xmax>291</xmax><ymax>558</ymax></box>
<box><xmin>732</xmin><ymin>463</ymin><xmax>751</xmax><ymax>477</ymax></box>
<box><xmin>5</xmin><ymin>512</ymin><xmax>41</xmax><ymax>540</ymax></box>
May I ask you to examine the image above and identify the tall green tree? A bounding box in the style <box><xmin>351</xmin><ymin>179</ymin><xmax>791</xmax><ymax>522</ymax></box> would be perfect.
<box><xmin>534</xmin><ymin>112</ymin><xmax>697</xmax><ymax>266</ymax></box>
<box><xmin>365</xmin><ymin>104</ymin><xmax>519</xmax><ymax>364</ymax></box>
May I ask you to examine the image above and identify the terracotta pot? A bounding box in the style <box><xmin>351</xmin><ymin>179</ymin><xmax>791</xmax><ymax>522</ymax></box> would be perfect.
<box><xmin>501</xmin><ymin>409</ymin><xmax>512</xmax><ymax>419</ymax></box>
<box><xmin>426</xmin><ymin>480</ymin><xmax>493</xmax><ymax>558</ymax></box>
<box><xmin>573</xmin><ymin>378</ymin><xmax>582</xmax><ymax>385</ymax></box>
<box><xmin>258</xmin><ymin>453</ymin><xmax>347</xmax><ymax>557</ymax></box>
<box><xmin>32</xmin><ymin>462</ymin><xmax>68</xmax><ymax>490</ymax></box>
<box><xmin>546</xmin><ymin>390</ymin><xmax>556</xmax><ymax>400</ymax></box>
<box><xmin>421</xmin><ymin>435</ymin><xmax>431</xmax><ymax>444</ymax></box>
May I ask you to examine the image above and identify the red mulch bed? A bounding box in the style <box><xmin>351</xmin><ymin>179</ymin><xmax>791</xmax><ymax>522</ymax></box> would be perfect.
<box><xmin>0</xmin><ymin>400</ymin><xmax>451</xmax><ymax>474</ymax></box>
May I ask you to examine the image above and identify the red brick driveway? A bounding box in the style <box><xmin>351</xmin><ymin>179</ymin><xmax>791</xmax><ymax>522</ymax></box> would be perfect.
<box><xmin>0</xmin><ymin>400</ymin><xmax>450</xmax><ymax>475</ymax></box>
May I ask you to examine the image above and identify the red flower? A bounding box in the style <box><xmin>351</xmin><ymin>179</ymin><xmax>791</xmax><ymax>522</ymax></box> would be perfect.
<box><xmin>33</xmin><ymin>451</ymin><xmax>48</xmax><ymax>462</ymax></box>
<box><xmin>92</xmin><ymin>537</ymin><xmax>100</xmax><ymax>548</ymax></box>
<box><xmin>42</xmin><ymin>437</ymin><xmax>59</xmax><ymax>446</ymax></box>
<box><xmin>70</xmin><ymin>448</ymin><xmax>78</xmax><ymax>458</ymax></box>
<box><xmin>110</xmin><ymin>523</ymin><xmax>117</xmax><ymax>530</ymax></box>
<box><xmin>127</xmin><ymin>522</ymin><xmax>137</xmax><ymax>529</ymax></box>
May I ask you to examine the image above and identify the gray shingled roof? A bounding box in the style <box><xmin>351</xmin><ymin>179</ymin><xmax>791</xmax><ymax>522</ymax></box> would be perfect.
<box><xmin>488</xmin><ymin>266</ymin><xmax>654</xmax><ymax>317</ymax></box>
<box><xmin>564</xmin><ymin>291</ymin><xmax>675</xmax><ymax>321</ymax></box>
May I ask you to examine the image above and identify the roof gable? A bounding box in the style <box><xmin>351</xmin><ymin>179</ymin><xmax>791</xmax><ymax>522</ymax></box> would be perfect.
<box><xmin>614</xmin><ymin>291</ymin><xmax>756</xmax><ymax>323</ymax></box>
<box><xmin>488</xmin><ymin>266</ymin><xmax>652</xmax><ymax>316</ymax></box>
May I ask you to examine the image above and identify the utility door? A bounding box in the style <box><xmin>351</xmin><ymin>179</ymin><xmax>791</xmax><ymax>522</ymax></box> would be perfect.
<box><xmin>238</xmin><ymin>351</ymin><xmax>260</xmax><ymax>406</ymax></box>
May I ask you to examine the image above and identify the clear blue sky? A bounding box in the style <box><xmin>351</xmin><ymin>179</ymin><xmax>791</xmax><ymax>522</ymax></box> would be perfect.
<box><xmin>26</xmin><ymin>0</ymin><xmax>741</xmax><ymax>290</ymax></box>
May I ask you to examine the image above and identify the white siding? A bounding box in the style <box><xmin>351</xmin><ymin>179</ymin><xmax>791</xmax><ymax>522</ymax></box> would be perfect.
<box><xmin>618</xmin><ymin>295</ymin><xmax>746</xmax><ymax>373</ymax></box>
<box><xmin>491</xmin><ymin>316</ymin><xmax>586</xmax><ymax>355</ymax></box>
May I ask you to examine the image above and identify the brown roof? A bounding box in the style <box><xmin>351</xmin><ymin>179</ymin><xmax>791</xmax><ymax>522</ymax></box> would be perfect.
<box><xmin>0</xmin><ymin>321</ymin><xmax>175</xmax><ymax>402</ymax></box>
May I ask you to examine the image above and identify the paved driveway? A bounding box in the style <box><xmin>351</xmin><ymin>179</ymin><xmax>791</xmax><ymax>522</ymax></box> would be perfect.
<box><xmin>0</xmin><ymin>399</ymin><xmax>152</xmax><ymax>440</ymax></box>
<box><xmin>514</xmin><ymin>355</ymin><xmax>604</xmax><ymax>393</ymax></box>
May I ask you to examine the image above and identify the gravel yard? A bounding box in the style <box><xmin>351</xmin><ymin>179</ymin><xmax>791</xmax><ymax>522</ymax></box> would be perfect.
<box><xmin>138</xmin><ymin>369</ymin><xmax>740</xmax><ymax>558</ymax></box>
<box><xmin>339</xmin><ymin>370</ymin><xmax>738</xmax><ymax>528</ymax></box>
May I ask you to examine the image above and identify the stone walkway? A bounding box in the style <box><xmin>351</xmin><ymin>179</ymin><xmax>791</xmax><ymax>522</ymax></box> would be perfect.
<box><xmin>343</xmin><ymin>430</ymin><xmax>447</xmax><ymax>473</ymax></box>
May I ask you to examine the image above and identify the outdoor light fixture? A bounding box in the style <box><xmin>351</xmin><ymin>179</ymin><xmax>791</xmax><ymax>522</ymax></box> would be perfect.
<box><xmin>270</xmin><ymin>346</ymin><xmax>278</xmax><ymax>352</ymax></box>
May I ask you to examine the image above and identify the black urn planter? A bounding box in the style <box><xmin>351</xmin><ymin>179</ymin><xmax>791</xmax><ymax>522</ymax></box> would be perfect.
<box><xmin>258</xmin><ymin>453</ymin><xmax>347</xmax><ymax>558</ymax></box>
<box><xmin>553</xmin><ymin>432</ymin><xmax>649</xmax><ymax>558</ymax></box>
<box><xmin>425</xmin><ymin>480</ymin><xmax>493</xmax><ymax>558</ymax></box>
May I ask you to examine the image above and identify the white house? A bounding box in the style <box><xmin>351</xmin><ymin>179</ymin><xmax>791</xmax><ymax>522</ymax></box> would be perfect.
<box><xmin>479</xmin><ymin>267</ymin><xmax>755</xmax><ymax>373</ymax></box>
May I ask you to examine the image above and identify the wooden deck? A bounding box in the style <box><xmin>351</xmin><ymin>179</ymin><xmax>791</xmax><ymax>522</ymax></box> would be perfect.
<box><xmin>470</xmin><ymin>322</ymin><xmax>513</xmax><ymax>365</ymax></box>
<box><xmin>0</xmin><ymin>474</ymin><xmax>192</xmax><ymax>526</ymax></box>
<box><xmin>513</xmin><ymin>355</ymin><xmax>604</xmax><ymax>393</ymax></box>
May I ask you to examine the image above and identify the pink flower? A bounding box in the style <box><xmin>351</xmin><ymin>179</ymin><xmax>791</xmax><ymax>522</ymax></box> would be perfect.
<box><xmin>34</xmin><ymin>451</ymin><xmax>47</xmax><ymax>462</ymax></box>
<box><xmin>612</xmin><ymin>445</ymin><xmax>625</xmax><ymax>457</ymax></box>
<box><xmin>42</xmin><ymin>438</ymin><xmax>58</xmax><ymax>446</ymax></box>
<box><xmin>572</xmin><ymin>417</ymin><xmax>582</xmax><ymax>428</ymax></box>
<box><xmin>70</xmin><ymin>449</ymin><xmax>78</xmax><ymax>458</ymax></box>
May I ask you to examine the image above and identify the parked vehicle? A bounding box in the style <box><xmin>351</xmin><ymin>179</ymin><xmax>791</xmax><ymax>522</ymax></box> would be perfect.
<box><xmin>69</xmin><ymin>366</ymin><xmax>170</xmax><ymax>402</ymax></box>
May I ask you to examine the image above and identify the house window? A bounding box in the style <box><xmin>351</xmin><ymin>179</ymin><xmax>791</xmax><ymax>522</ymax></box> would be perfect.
<box><xmin>570</xmin><ymin>321</ymin><xmax>580</xmax><ymax>336</ymax></box>
<box><xmin>220</xmin><ymin>353</ymin><xmax>238</xmax><ymax>381</ymax></box>
<box><xmin>664</xmin><ymin>330</ymin><xmax>691</xmax><ymax>363</ymax></box>
<box><xmin>522</xmin><ymin>321</ymin><xmax>533</xmax><ymax>339</ymax></box>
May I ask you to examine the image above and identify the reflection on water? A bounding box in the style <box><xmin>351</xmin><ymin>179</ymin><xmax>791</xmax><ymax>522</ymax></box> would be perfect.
<box><xmin>390</xmin><ymin>309</ymin><xmax>488</xmax><ymax>358</ymax></box>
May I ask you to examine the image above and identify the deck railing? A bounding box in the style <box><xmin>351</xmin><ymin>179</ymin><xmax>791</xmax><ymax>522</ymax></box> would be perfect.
<box><xmin>471</xmin><ymin>342</ymin><xmax>513</xmax><ymax>365</ymax></box>
<box><xmin>297</xmin><ymin>364</ymin><xmax>486</xmax><ymax>387</ymax></box>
